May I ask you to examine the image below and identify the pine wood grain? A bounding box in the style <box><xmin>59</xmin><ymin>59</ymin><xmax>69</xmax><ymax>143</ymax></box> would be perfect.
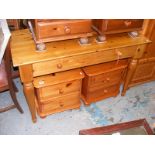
<box><xmin>11</xmin><ymin>29</ymin><xmax>150</xmax><ymax>67</ymax></box>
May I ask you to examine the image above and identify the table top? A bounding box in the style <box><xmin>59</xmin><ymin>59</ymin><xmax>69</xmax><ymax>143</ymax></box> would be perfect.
<box><xmin>11</xmin><ymin>29</ymin><xmax>150</xmax><ymax>67</ymax></box>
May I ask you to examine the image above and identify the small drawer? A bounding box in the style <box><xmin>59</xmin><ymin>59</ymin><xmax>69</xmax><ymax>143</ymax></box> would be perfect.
<box><xmin>37</xmin><ymin>20</ymin><xmax>92</xmax><ymax>39</ymax></box>
<box><xmin>105</xmin><ymin>19</ymin><xmax>144</xmax><ymax>32</ymax></box>
<box><xmin>89</xmin><ymin>69</ymin><xmax>124</xmax><ymax>88</ymax></box>
<box><xmin>38</xmin><ymin>92</ymin><xmax>81</xmax><ymax>115</ymax></box>
<box><xmin>36</xmin><ymin>80</ymin><xmax>81</xmax><ymax>102</ymax></box>
<box><xmin>93</xmin><ymin>19</ymin><xmax>144</xmax><ymax>34</ymax></box>
<box><xmin>84</xmin><ymin>84</ymin><xmax>120</xmax><ymax>104</ymax></box>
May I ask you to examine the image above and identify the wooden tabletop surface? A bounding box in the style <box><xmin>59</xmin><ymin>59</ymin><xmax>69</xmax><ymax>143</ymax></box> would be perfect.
<box><xmin>11</xmin><ymin>29</ymin><xmax>150</xmax><ymax>67</ymax></box>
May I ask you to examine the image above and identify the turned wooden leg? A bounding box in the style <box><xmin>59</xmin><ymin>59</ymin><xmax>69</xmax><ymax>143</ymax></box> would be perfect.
<box><xmin>122</xmin><ymin>59</ymin><xmax>138</xmax><ymax>96</ymax></box>
<box><xmin>23</xmin><ymin>83</ymin><xmax>37</xmax><ymax>123</ymax></box>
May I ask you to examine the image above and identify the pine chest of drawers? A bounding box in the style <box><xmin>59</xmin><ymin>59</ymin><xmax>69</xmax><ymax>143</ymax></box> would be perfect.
<box><xmin>30</xmin><ymin>19</ymin><xmax>93</xmax><ymax>43</ymax></box>
<box><xmin>81</xmin><ymin>60</ymin><xmax>128</xmax><ymax>105</ymax></box>
<box><xmin>33</xmin><ymin>69</ymin><xmax>84</xmax><ymax>117</ymax></box>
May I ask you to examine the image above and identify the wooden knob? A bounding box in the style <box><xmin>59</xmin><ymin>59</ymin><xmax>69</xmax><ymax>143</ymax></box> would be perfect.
<box><xmin>124</xmin><ymin>20</ymin><xmax>132</xmax><ymax>27</ymax></box>
<box><xmin>59</xmin><ymin>102</ymin><xmax>64</xmax><ymax>107</ymax></box>
<box><xmin>59</xmin><ymin>88</ymin><xmax>64</xmax><ymax>94</ymax></box>
<box><xmin>104</xmin><ymin>89</ymin><xmax>108</xmax><ymax>93</ymax></box>
<box><xmin>116</xmin><ymin>49</ymin><xmax>122</xmax><ymax>57</ymax></box>
<box><xmin>137</xmin><ymin>48</ymin><xmax>141</xmax><ymax>52</ymax></box>
<box><xmin>64</xmin><ymin>26</ymin><xmax>71</xmax><ymax>34</ymax></box>
<box><xmin>106</xmin><ymin>78</ymin><xmax>110</xmax><ymax>81</ymax></box>
<box><xmin>57</xmin><ymin>63</ymin><xmax>62</xmax><ymax>69</ymax></box>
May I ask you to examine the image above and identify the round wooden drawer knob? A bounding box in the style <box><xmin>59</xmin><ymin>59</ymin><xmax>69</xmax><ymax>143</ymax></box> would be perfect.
<box><xmin>116</xmin><ymin>50</ymin><xmax>122</xmax><ymax>56</ymax></box>
<box><xmin>57</xmin><ymin>63</ymin><xmax>63</xmax><ymax>69</ymax></box>
<box><xmin>64</xmin><ymin>26</ymin><xmax>71</xmax><ymax>34</ymax></box>
<box><xmin>59</xmin><ymin>102</ymin><xmax>64</xmax><ymax>107</ymax></box>
<box><xmin>137</xmin><ymin>48</ymin><xmax>141</xmax><ymax>52</ymax></box>
<box><xmin>106</xmin><ymin>78</ymin><xmax>110</xmax><ymax>81</ymax></box>
<box><xmin>104</xmin><ymin>89</ymin><xmax>108</xmax><ymax>93</ymax></box>
<box><xmin>59</xmin><ymin>89</ymin><xmax>64</xmax><ymax>94</ymax></box>
<box><xmin>124</xmin><ymin>20</ymin><xmax>132</xmax><ymax>27</ymax></box>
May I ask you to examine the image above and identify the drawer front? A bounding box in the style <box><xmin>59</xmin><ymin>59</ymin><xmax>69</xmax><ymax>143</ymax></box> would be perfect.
<box><xmin>36</xmin><ymin>80</ymin><xmax>81</xmax><ymax>102</ymax></box>
<box><xmin>104</xmin><ymin>19</ymin><xmax>144</xmax><ymax>33</ymax></box>
<box><xmin>33</xmin><ymin>46</ymin><xmax>141</xmax><ymax>77</ymax></box>
<box><xmin>89</xmin><ymin>69</ymin><xmax>124</xmax><ymax>89</ymax></box>
<box><xmin>38</xmin><ymin>92</ymin><xmax>80</xmax><ymax>114</ymax></box>
<box><xmin>86</xmin><ymin>84</ymin><xmax>120</xmax><ymax>103</ymax></box>
<box><xmin>37</xmin><ymin>20</ymin><xmax>92</xmax><ymax>39</ymax></box>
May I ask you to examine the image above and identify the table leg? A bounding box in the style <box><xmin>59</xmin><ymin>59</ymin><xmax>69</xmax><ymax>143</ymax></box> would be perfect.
<box><xmin>122</xmin><ymin>59</ymin><xmax>138</xmax><ymax>96</ymax></box>
<box><xmin>19</xmin><ymin>65</ymin><xmax>36</xmax><ymax>123</ymax></box>
<box><xmin>23</xmin><ymin>82</ymin><xmax>36</xmax><ymax>123</ymax></box>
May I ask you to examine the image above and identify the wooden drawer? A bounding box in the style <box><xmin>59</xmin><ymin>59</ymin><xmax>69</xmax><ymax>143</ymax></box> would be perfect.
<box><xmin>32</xmin><ymin>45</ymin><xmax>143</xmax><ymax>77</ymax></box>
<box><xmin>36</xmin><ymin>80</ymin><xmax>81</xmax><ymax>102</ymax></box>
<box><xmin>33</xmin><ymin>69</ymin><xmax>84</xmax><ymax>102</ymax></box>
<box><xmin>36</xmin><ymin>19</ymin><xmax>92</xmax><ymax>39</ymax></box>
<box><xmin>88</xmin><ymin>70</ymin><xmax>124</xmax><ymax>90</ymax></box>
<box><xmin>93</xmin><ymin>19</ymin><xmax>144</xmax><ymax>34</ymax></box>
<box><xmin>38</xmin><ymin>92</ymin><xmax>81</xmax><ymax>115</ymax></box>
<box><xmin>82</xmin><ymin>84</ymin><xmax>120</xmax><ymax>105</ymax></box>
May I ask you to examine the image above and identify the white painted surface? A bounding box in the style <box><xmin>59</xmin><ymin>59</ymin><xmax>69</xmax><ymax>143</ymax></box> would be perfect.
<box><xmin>0</xmin><ymin>19</ymin><xmax>11</xmax><ymax>64</ymax></box>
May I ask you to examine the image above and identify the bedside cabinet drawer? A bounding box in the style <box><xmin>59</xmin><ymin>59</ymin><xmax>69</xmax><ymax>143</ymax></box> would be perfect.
<box><xmin>84</xmin><ymin>84</ymin><xmax>120</xmax><ymax>104</ymax></box>
<box><xmin>36</xmin><ymin>80</ymin><xmax>81</xmax><ymax>102</ymax></box>
<box><xmin>37</xmin><ymin>19</ymin><xmax>92</xmax><ymax>39</ymax></box>
<box><xmin>38</xmin><ymin>92</ymin><xmax>81</xmax><ymax>115</ymax></box>
<box><xmin>89</xmin><ymin>69</ymin><xmax>124</xmax><ymax>88</ymax></box>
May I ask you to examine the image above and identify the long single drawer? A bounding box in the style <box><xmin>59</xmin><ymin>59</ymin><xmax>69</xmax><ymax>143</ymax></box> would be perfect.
<box><xmin>38</xmin><ymin>91</ymin><xmax>81</xmax><ymax>115</ymax></box>
<box><xmin>32</xmin><ymin>45</ymin><xmax>144</xmax><ymax>77</ymax></box>
<box><xmin>37</xmin><ymin>19</ymin><xmax>92</xmax><ymax>39</ymax></box>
